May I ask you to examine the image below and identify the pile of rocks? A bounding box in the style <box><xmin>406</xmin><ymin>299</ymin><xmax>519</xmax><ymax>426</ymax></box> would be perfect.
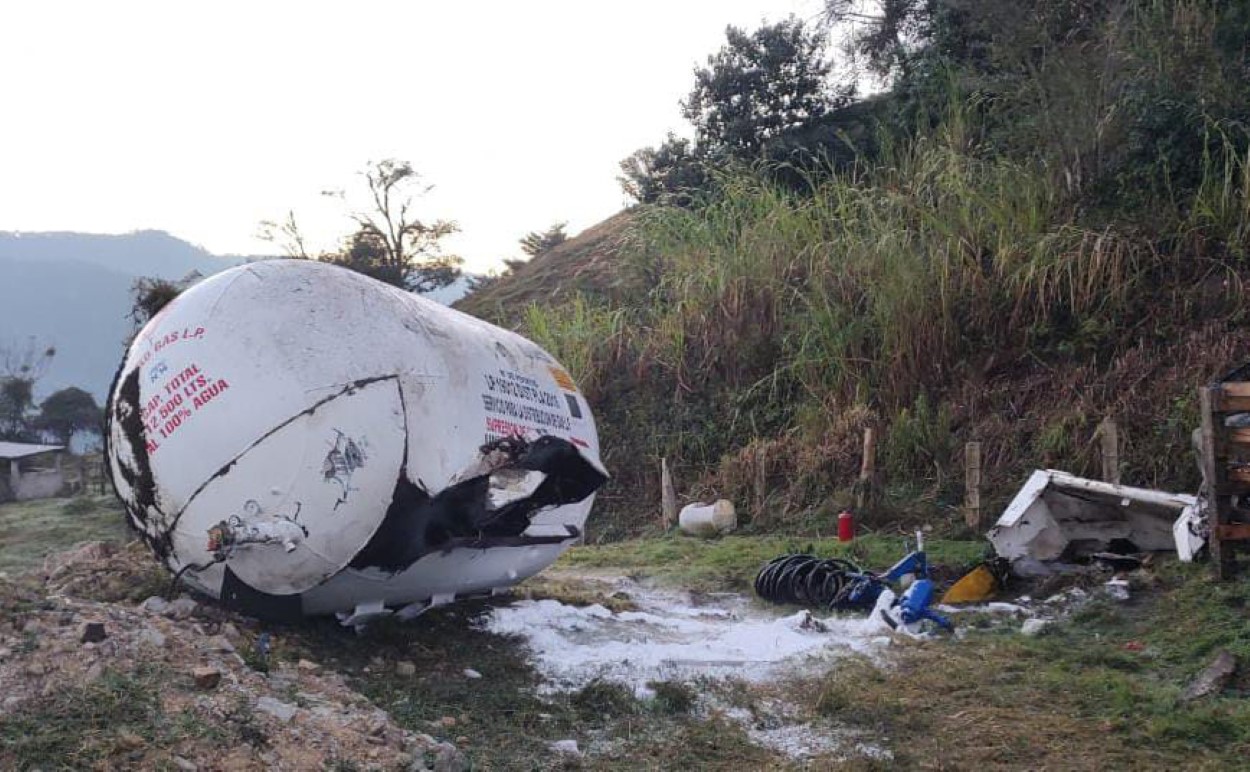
<box><xmin>0</xmin><ymin>542</ymin><xmax>466</xmax><ymax>771</ymax></box>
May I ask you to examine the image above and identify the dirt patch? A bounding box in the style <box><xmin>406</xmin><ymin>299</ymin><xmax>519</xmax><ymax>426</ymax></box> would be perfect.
<box><xmin>0</xmin><ymin>543</ymin><xmax>450</xmax><ymax>771</ymax></box>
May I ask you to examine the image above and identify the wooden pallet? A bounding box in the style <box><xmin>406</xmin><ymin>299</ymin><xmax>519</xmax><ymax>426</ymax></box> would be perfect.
<box><xmin>1198</xmin><ymin>381</ymin><xmax>1250</xmax><ymax>579</ymax></box>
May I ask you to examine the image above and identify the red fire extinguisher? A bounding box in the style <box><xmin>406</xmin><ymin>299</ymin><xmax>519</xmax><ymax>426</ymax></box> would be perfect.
<box><xmin>838</xmin><ymin>510</ymin><xmax>855</xmax><ymax>542</ymax></box>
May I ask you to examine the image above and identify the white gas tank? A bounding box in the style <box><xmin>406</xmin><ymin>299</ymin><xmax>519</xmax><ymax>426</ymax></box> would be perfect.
<box><xmin>106</xmin><ymin>259</ymin><xmax>606</xmax><ymax>621</ymax></box>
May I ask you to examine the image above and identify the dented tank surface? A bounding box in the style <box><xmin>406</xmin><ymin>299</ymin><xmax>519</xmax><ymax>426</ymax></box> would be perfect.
<box><xmin>105</xmin><ymin>260</ymin><xmax>607</xmax><ymax>622</ymax></box>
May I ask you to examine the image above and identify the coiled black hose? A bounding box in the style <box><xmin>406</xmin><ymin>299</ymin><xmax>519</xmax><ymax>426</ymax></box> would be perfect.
<box><xmin>753</xmin><ymin>554</ymin><xmax>876</xmax><ymax>610</ymax></box>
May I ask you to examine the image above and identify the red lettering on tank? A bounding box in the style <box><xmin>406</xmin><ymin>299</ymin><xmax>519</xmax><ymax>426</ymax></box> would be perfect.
<box><xmin>145</xmin><ymin>369</ymin><xmax>232</xmax><ymax>451</ymax></box>
<box><xmin>191</xmin><ymin>378</ymin><xmax>230</xmax><ymax>410</ymax></box>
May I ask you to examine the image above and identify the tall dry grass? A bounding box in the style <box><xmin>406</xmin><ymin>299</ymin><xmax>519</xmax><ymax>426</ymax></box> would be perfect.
<box><xmin>521</xmin><ymin>1</ymin><xmax>1250</xmax><ymax>530</ymax></box>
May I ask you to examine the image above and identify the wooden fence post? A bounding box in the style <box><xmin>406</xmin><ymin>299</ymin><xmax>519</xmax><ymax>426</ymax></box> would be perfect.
<box><xmin>856</xmin><ymin>426</ymin><xmax>877</xmax><ymax>511</ymax></box>
<box><xmin>754</xmin><ymin>447</ymin><xmax>767</xmax><ymax>521</ymax></box>
<box><xmin>965</xmin><ymin>441</ymin><xmax>982</xmax><ymax>531</ymax></box>
<box><xmin>661</xmin><ymin>457</ymin><xmax>677</xmax><ymax>529</ymax></box>
<box><xmin>1099</xmin><ymin>418</ymin><xmax>1120</xmax><ymax>484</ymax></box>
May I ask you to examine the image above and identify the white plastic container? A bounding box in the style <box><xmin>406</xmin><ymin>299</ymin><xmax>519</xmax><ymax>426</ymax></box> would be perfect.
<box><xmin>678</xmin><ymin>499</ymin><xmax>736</xmax><ymax>537</ymax></box>
<box><xmin>106</xmin><ymin>260</ymin><xmax>606</xmax><ymax>622</ymax></box>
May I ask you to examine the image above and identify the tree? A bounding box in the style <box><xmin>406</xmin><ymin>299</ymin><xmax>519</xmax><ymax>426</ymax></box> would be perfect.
<box><xmin>617</xmin><ymin>133</ymin><xmax>708</xmax><ymax>206</ymax></box>
<box><xmin>0</xmin><ymin>377</ymin><xmax>36</xmax><ymax>441</ymax></box>
<box><xmin>324</xmin><ymin>159</ymin><xmax>463</xmax><ymax>292</ymax></box>
<box><xmin>0</xmin><ymin>339</ymin><xmax>55</xmax><ymax>441</ymax></box>
<box><xmin>618</xmin><ymin>18</ymin><xmax>846</xmax><ymax>205</ymax></box>
<box><xmin>682</xmin><ymin>17</ymin><xmax>836</xmax><ymax>157</ymax></box>
<box><xmin>468</xmin><ymin>221</ymin><xmax>573</xmax><ymax>294</ymax></box>
<box><xmin>519</xmin><ymin>222</ymin><xmax>568</xmax><ymax>259</ymax></box>
<box><xmin>256</xmin><ymin>210</ymin><xmax>311</xmax><ymax>259</ymax></box>
<box><xmin>129</xmin><ymin>277</ymin><xmax>183</xmax><ymax>326</ymax></box>
<box><xmin>34</xmin><ymin>387</ymin><xmax>102</xmax><ymax>446</ymax></box>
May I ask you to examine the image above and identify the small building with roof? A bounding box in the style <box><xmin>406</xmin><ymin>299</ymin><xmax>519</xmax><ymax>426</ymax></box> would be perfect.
<box><xmin>0</xmin><ymin>441</ymin><xmax>66</xmax><ymax>502</ymax></box>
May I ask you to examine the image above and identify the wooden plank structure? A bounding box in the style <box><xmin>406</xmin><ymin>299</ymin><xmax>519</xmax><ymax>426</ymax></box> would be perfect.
<box><xmin>1198</xmin><ymin>376</ymin><xmax>1250</xmax><ymax>579</ymax></box>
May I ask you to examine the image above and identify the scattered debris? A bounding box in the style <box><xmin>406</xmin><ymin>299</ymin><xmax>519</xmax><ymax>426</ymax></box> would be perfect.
<box><xmin>396</xmin><ymin>660</ymin><xmax>416</xmax><ymax>677</ymax></box>
<box><xmin>1103</xmin><ymin>578</ymin><xmax>1131</xmax><ymax>602</ymax></box>
<box><xmin>989</xmin><ymin>470</ymin><xmax>1195</xmax><ymax>563</ymax></box>
<box><xmin>755</xmin><ymin>532</ymin><xmax>952</xmax><ymax>633</ymax></box>
<box><xmin>1089</xmin><ymin>552</ymin><xmax>1144</xmax><ymax>572</ymax></box>
<box><xmin>941</xmin><ymin>560</ymin><xmax>1007</xmax><ymax>605</ymax></box>
<box><xmin>297</xmin><ymin>658</ymin><xmax>320</xmax><ymax>673</ymax></box>
<box><xmin>678</xmin><ymin>499</ymin><xmax>737</xmax><ymax>537</ymax></box>
<box><xmin>1021</xmin><ymin>619</ymin><xmax>1049</xmax><ymax>636</ymax></box>
<box><xmin>463</xmin><ymin>668</ymin><xmax>482</xmax><ymax>679</ymax></box>
<box><xmin>1009</xmin><ymin>556</ymin><xmax>1083</xmax><ymax>578</ymax></box>
<box><xmin>797</xmin><ymin>611</ymin><xmax>829</xmax><ymax>632</ymax></box>
<box><xmin>1180</xmin><ymin>650</ymin><xmax>1237</xmax><ymax>702</ymax></box>
<box><xmin>1173</xmin><ymin>506</ymin><xmax>1207</xmax><ymax>562</ymax></box>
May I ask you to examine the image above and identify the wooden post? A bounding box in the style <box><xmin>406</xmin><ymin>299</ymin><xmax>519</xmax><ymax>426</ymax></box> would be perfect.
<box><xmin>856</xmin><ymin>426</ymin><xmax>877</xmax><ymax>511</ymax></box>
<box><xmin>1099</xmin><ymin>418</ymin><xmax>1120</xmax><ymax>484</ymax></box>
<box><xmin>1198</xmin><ymin>387</ymin><xmax>1232</xmax><ymax>580</ymax></box>
<box><xmin>660</xmin><ymin>457</ymin><xmax>677</xmax><ymax>529</ymax></box>
<box><xmin>754</xmin><ymin>447</ymin><xmax>767</xmax><ymax>521</ymax></box>
<box><xmin>964</xmin><ymin>441</ymin><xmax>982</xmax><ymax>531</ymax></box>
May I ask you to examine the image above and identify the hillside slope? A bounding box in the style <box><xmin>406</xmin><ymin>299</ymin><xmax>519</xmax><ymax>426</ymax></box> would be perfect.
<box><xmin>455</xmin><ymin>210</ymin><xmax>640</xmax><ymax>326</ymax></box>
<box><xmin>463</xmin><ymin>2</ymin><xmax>1250</xmax><ymax>540</ymax></box>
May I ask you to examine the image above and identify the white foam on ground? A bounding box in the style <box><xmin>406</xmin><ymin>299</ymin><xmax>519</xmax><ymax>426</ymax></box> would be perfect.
<box><xmin>479</xmin><ymin>581</ymin><xmax>893</xmax><ymax>694</ymax></box>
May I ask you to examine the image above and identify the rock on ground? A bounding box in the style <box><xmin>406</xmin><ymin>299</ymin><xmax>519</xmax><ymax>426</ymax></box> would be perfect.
<box><xmin>0</xmin><ymin>541</ymin><xmax>441</xmax><ymax>770</ymax></box>
<box><xmin>1181</xmin><ymin>649</ymin><xmax>1237</xmax><ymax>702</ymax></box>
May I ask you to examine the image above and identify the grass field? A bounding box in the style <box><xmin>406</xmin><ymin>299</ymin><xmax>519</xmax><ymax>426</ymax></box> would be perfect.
<box><xmin>2</xmin><ymin>494</ymin><xmax>1247</xmax><ymax>768</ymax></box>
<box><xmin>0</xmin><ymin>495</ymin><xmax>130</xmax><ymax>575</ymax></box>
<box><xmin>558</xmin><ymin>533</ymin><xmax>987</xmax><ymax>592</ymax></box>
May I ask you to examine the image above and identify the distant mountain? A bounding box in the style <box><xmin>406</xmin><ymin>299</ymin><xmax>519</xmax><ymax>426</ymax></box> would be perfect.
<box><xmin>423</xmin><ymin>274</ymin><xmax>481</xmax><ymax>306</ymax></box>
<box><xmin>0</xmin><ymin>230</ymin><xmax>243</xmax><ymax>282</ymax></box>
<box><xmin>0</xmin><ymin>230</ymin><xmax>480</xmax><ymax>405</ymax></box>
<box><xmin>0</xmin><ymin>230</ymin><xmax>249</xmax><ymax>404</ymax></box>
<box><xmin>2</xmin><ymin>255</ymin><xmax>142</xmax><ymax>405</ymax></box>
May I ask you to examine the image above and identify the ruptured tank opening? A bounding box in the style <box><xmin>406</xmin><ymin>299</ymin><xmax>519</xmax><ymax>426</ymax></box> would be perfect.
<box><xmin>349</xmin><ymin>435</ymin><xmax>609</xmax><ymax>573</ymax></box>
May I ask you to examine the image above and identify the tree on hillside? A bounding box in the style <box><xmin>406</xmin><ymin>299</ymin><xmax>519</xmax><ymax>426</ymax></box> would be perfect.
<box><xmin>682</xmin><ymin>17</ymin><xmax>838</xmax><ymax>158</ymax></box>
<box><xmin>468</xmin><ymin>221</ymin><xmax>573</xmax><ymax>294</ymax></box>
<box><xmin>34</xmin><ymin>387</ymin><xmax>102</xmax><ymax>446</ymax></box>
<box><xmin>520</xmin><ymin>222</ymin><xmax>568</xmax><ymax>259</ymax></box>
<box><xmin>618</xmin><ymin>18</ymin><xmax>845</xmax><ymax>205</ymax></box>
<box><xmin>323</xmin><ymin>159</ymin><xmax>463</xmax><ymax>293</ymax></box>
<box><xmin>617</xmin><ymin>134</ymin><xmax>709</xmax><ymax>206</ymax></box>
<box><xmin>0</xmin><ymin>340</ymin><xmax>55</xmax><ymax>442</ymax></box>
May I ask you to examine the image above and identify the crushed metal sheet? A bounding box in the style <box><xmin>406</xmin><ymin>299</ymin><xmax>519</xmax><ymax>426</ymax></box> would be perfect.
<box><xmin>988</xmin><ymin>470</ymin><xmax>1197</xmax><ymax>562</ymax></box>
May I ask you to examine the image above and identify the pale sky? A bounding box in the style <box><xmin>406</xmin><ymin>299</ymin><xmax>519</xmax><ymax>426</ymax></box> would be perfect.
<box><xmin>0</xmin><ymin>0</ymin><xmax>827</xmax><ymax>273</ymax></box>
